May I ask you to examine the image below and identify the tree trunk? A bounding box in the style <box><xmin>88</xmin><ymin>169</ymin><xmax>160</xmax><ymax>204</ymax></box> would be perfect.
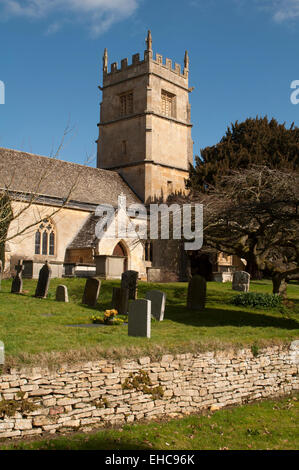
<box><xmin>272</xmin><ymin>273</ymin><xmax>288</xmax><ymax>298</ymax></box>
<box><xmin>0</xmin><ymin>242</ymin><xmax>5</xmax><ymax>269</ymax></box>
<box><xmin>245</xmin><ymin>258</ymin><xmax>263</xmax><ymax>280</ymax></box>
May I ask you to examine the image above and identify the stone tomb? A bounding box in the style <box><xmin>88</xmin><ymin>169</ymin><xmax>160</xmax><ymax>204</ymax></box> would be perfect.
<box><xmin>35</xmin><ymin>261</ymin><xmax>52</xmax><ymax>299</ymax></box>
<box><xmin>128</xmin><ymin>299</ymin><xmax>151</xmax><ymax>338</ymax></box>
<box><xmin>82</xmin><ymin>278</ymin><xmax>101</xmax><ymax>307</ymax></box>
<box><xmin>11</xmin><ymin>260</ymin><xmax>24</xmax><ymax>294</ymax></box>
<box><xmin>121</xmin><ymin>270</ymin><xmax>138</xmax><ymax>300</ymax></box>
<box><xmin>146</xmin><ymin>290</ymin><xmax>166</xmax><ymax>321</ymax></box>
<box><xmin>111</xmin><ymin>287</ymin><xmax>129</xmax><ymax>315</ymax></box>
<box><xmin>56</xmin><ymin>285</ymin><xmax>69</xmax><ymax>303</ymax></box>
<box><xmin>187</xmin><ymin>275</ymin><xmax>206</xmax><ymax>310</ymax></box>
<box><xmin>232</xmin><ymin>271</ymin><xmax>250</xmax><ymax>292</ymax></box>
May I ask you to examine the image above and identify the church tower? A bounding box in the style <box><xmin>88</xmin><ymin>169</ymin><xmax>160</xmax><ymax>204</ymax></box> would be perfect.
<box><xmin>96</xmin><ymin>31</ymin><xmax>193</xmax><ymax>203</ymax></box>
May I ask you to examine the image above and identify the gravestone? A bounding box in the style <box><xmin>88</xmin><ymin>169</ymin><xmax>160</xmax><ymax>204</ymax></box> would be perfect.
<box><xmin>121</xmin><ymin>270</ymin><xmax>138</xmax><ymax>300</ymax></box>
<box><xmin>187</xmin><ymin>275</ymin><xmax>206</xmax><ymax>310</ymax></box>
<box><xmin>35</xmin><ymin>261</ymin><xmax>52</xmax><ymax>298</ymax></box>
<box><xmin>232</xmin><ymin>271</ymin><xmax>250</xmax><ymax>292</ymax></box>
<box><xmin>146</xmin><ymin>290</ymin><xmax>166</xmax><ymax>321</ymax></box>
<box><xmin>0</xmin><ymin>260</ymin><xmax>2</xmax><ymax>291</ymax></box>
<box><xmin>22</xmin><ymin>260</ymin><xmax>34</xmax><ymax>279</ymax></box>
<box><xmin>111</xmin><ymin>287</ymin><xmax>129</xmax><ymax>315</ymax></box>
<box><xmin>0</xmin><ymin>341</ymin><xmax>4</xmax><ymax>365</ymax></box>
<box><xmin>56</xmin><ymin>285</ymin><xmax>69</xmax><ymax>303</ymax></box>
<box><xmin>11</xmin><ymin>260</ymin><xmax>24</xmax><ymax>294</ymax></box>
<box><xmin>128</xmin><ymin>299</ymin><xmax>151</xmax><ymax>338</ymax></box>
<box><xmin>82</xmin><ymin>277</ymin><xmax>101</xmax><ymax>307</ymax></box>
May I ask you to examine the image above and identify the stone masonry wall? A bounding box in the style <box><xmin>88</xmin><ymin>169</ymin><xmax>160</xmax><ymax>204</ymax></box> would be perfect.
<box><xmin>0</xmin><ymin>343</ymin><xmax>298</xmax><ymax>440</ymax></box>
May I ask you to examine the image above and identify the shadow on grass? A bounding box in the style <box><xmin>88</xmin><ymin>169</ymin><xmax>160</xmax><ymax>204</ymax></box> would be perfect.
<box><xmin>7</xmin><ymin>436</ymin><xmax>152</xmax><ymax>451</ymax></box>
<box><xmin>164</xmin><ymin>306</ymin><xmax>299</xmax><ymax>330</ymax></box>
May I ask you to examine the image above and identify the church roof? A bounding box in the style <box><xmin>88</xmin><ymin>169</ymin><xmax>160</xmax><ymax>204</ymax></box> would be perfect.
<box><xmin>0</xmin><ymin>147</ymin><xmax>140</xmax><ymax>209</ymax></box>
<box><xmin>67</xmin><ymin>214</ymin><xmax>99</xmax><ymax>249</ymax></box>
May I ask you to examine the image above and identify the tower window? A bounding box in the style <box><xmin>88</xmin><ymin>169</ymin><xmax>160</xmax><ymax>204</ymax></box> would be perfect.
<box><xmin>145</xmin><ymin>241</ymin><xmax>153</xmax><ymax>262</ymax></box>
<box><xmin>120</xmin><ymin>91</ymin><xmax>133</xmax><ymax>116</ymax></box>
<box><xmin>167</xmin><ymin>180</ymin><xmax>174</xmax><ymax>194</ymax></box>
<box><xmin>161</xmin><ymin>90</ymin><xmax>176</xmax><ymax>118</ymax></box>
<box><xmin>34</xmin><ymin>219</ymin><xmax>56</xmax><ymax>256</ymax></box>
<box><xmin>122</xmin><ymin>140</ymin><xmax>127</xmax><ymax>155</ymax></box>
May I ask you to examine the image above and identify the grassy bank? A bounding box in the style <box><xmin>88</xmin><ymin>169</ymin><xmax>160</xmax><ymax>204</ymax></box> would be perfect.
<box><xmin>0</xmin><ymin>278</ymin><xmax>298</xmax><ymax>367</ymax></box>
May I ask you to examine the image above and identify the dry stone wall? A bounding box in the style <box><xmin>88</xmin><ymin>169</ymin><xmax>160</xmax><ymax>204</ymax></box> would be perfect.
<box><xmin>0</xmin><ymin>343</ymin><xmax>298</xmax><ymax>440</ymax></box>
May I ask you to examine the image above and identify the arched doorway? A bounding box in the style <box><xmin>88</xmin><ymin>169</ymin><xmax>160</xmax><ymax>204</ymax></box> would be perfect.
<box><xmin>112</xmin><ymin>242</ymin><xmax>128</xmax><ymax>272</ymax></box>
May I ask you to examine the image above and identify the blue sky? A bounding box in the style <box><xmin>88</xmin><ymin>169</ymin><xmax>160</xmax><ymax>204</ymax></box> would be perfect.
<box><xmin>0</xmin><ymin>0</ymin><xmax>298</xmax><ymax>167</ymax></box>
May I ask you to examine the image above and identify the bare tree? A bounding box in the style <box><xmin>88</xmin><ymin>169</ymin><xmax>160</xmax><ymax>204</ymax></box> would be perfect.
<box><xmin>0</xmin><ymin>125</ymin><xmax>92</xmax><ymax>268</ymax></box>
<box><xmin>171</xmin><ymin>166</ymin><xmax>299</xmax><ymax>296</ymax></box>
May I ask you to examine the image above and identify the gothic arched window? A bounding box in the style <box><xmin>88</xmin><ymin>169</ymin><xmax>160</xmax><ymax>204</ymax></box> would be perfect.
<box><xmin>34</xmin><ymin>219</ymin><xmax>56</xmax><ymax>256</ymax></box>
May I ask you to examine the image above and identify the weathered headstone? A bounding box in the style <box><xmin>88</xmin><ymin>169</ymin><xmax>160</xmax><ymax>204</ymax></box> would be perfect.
<box><xmin>187</xmin><ymin>275</ymin><xmax>206</xmax><ymax>310</ymax></box>
<box><xmin>146</xmin><ymin>290</ymin><xmax>166</xmax><ymax>321</ymax></box>
<box><xmin>0</xmin><ymin>260</ymin><xmax>2</xmax><ymax>291</ymax></box>
<box><xmin>232</xmin><ymin>271</ymin><xmax>250</xmax><ymax>292</ymax></box>
<box><xmin>121</xmin><ymin>270</ymin><xmax>138</xmax><ymax>300</ymax></box>
<box><xmin>82</xmin><ymin>277</ymin><xmax>101</xmax><ymax>307</ymax></box>
<box><xmin>0</xmin><ymin>341</ymin><xmax>4</xmax><ymax>365</ymax></box>
<box><xmin>111</xmin><ymin>287</ymin><xmax>129</xmax><ymax>315</ymax></box>
<box><xmin>128</xmin><ymin>299</ymin><xmax>151</xmax><ymax>338</ymax></box>
<box><xmin>56</xmin><ymin>285</ymin><xmax>69</xmax><ymax>303</ymax></box>
<box><xmin>35</xmin><ymin>261</ymin><xmax>52</xmax><ymax>298</ymax></box>
<box><xmin>11</xmin><ymin>260</ymin><xmax>24</xmax><ymax>294</ymax></box>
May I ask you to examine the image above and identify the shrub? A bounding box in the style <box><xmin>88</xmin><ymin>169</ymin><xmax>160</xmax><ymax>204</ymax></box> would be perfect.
<box><xmin>232</xmin><ymin>292</ymin><xmax>283</xmax><ymax>309</ymax></box>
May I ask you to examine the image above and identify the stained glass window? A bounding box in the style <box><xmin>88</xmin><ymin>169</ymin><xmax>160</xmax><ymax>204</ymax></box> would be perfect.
<box><xmin>34</xmin><ymin>219</ymin><xmax>55</xmax><ymax>256</ymax></box>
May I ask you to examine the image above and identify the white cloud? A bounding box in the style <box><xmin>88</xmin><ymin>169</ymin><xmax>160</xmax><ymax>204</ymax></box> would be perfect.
<box><xmin>244</xmin><ymin>0</ymin><xmax>299</xmax><ymax>23</ymax></box>
<box><xmin>0</xmin><ymin>0</ymin><xmax>140</xmax><ymax>35</ymax></box>
<box><xmin>270</xmin><ymin>0</ymin><xmax>299</xmax><ymax>22</ymax></box>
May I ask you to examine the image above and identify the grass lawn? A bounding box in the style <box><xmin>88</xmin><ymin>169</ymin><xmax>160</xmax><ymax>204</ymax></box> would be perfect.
<box><xmin>0</xmin><ymin>278</ymin><xmax>298</xmax><ymax>367</ymax></box>
<box><xmin>1</xmin><ymin>394</ymin><xmax>298</xmax><ymax>450</ymax></box>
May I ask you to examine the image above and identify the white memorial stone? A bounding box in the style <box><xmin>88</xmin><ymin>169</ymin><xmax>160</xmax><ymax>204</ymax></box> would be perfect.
<box><xmin>0</xmin><ymin>341</ymin><xmax>4</xmax><ymax>365</ymax></box>
<box><xmin>128</xmin><ymin>299</ymin><xmax>151</xmax><ymax>338</ymax></box>
<box><xmin>146</xmin><ymin>290</ymin><xmax>166</xmax><ymax>321</ymax></box>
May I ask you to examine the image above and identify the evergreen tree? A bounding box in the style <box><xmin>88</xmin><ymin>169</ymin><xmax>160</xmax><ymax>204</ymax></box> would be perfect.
<box><xmin>187</xmin><ymin>117</ymin><xmax>299</xmax><ymax>192</ymax></box>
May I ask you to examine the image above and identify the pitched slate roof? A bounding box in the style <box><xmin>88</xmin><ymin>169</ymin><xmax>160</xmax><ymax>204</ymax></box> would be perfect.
<box><xmin>67</xmin><ymin>214</ymin><xmax>99</xmax><ymax>249</ymax></box>
<box><xmin>0</xmin><ymin>147</ymin><xmax>140</xmax><ymax>208</ymax></box>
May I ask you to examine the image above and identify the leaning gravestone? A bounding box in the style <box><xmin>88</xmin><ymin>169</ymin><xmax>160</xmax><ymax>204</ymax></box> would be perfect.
<box><xmin>82</xmin><ymin>277</ymin><xmax>101</xmax><ymax>307</ymax></box>
<box><xmin>35</xmin><ymin>261</ymin><xmax>51</xmax><ymax>298</ymax></box>
<box><xmin>0</xmin><ymin>341</ymin><xmax>4</xmax><ymax>365</ymax></box>
<box><xmin>232</xmin><ymin>271</ymin><xmax>250</xmax><ymax>292</ymax></box>
<box><xmin>56</xmin><ymin>285</ymin><xmax>69</xmax><ymax>303</ymax></box>
<box><xmin>11</xmin><ymin>260</ymin><xmax>24</xmax><ymax>294</ymax></box>
<box><xmin>0</xmin><ymin>260</ymin><xmax>2</xmax><ymax>291</ymax></box>
<box><xmin>187</xmin><ymin>275</ymin><xmax>206</xmax><ymax>310</ymax></box>
<box><xmin>128</xmin><ymin>299</ymin><xmax>151</xmax><ymax>338</ymax></box>
<box><xmin>112</xmin><ymin>287</ymin><xmax>129</xmax><ymax>315</ymax></box>
<box><xmin>146</xmin><ymin>290</ymin><xmax>166</xmax><ymax>321</ymax></box>
<box><xmin>121</xmin><ymin>270</ymin><xmax>138</xmax><ymax>300</ymax></box>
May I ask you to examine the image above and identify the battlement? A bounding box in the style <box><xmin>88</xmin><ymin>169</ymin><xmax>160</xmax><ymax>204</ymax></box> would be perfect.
<box><xmin>102</xmin><ymin>31</ymin><xmax>189</xmax><ymax>82</ymax></box>
<box><xmin>106</xmin><ymin>52</ymin><xmax>145</xmax><ymax>76</ymax></box>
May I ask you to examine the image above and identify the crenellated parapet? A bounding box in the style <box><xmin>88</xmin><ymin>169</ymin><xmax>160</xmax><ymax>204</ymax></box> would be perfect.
<box><xmin>101</xmin><ymin>30</ymin><xmax>189</xmax><ymax>84</ymax></box>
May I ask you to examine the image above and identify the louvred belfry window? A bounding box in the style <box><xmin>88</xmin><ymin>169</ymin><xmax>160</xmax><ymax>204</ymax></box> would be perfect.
<box><xmin>120</xmin><ymin>92</ymin><xmax>133</xmax><ymax>117</ymax></box>
<box><xmin>161</xmin><ymin>90</ymin><xmax>176</xmax><ymax>118</ymax></box>
<box><xmin>34</xmin><ymin>219</ymin><xmax>56</xmax><ymax>256</ymax></box>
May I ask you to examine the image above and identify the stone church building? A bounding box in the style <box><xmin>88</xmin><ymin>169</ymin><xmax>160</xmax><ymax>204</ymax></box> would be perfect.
<box><xmin>0</xmin><ymin>31</ymin><xmax>244</xmax><ymax>281</ymax></box>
